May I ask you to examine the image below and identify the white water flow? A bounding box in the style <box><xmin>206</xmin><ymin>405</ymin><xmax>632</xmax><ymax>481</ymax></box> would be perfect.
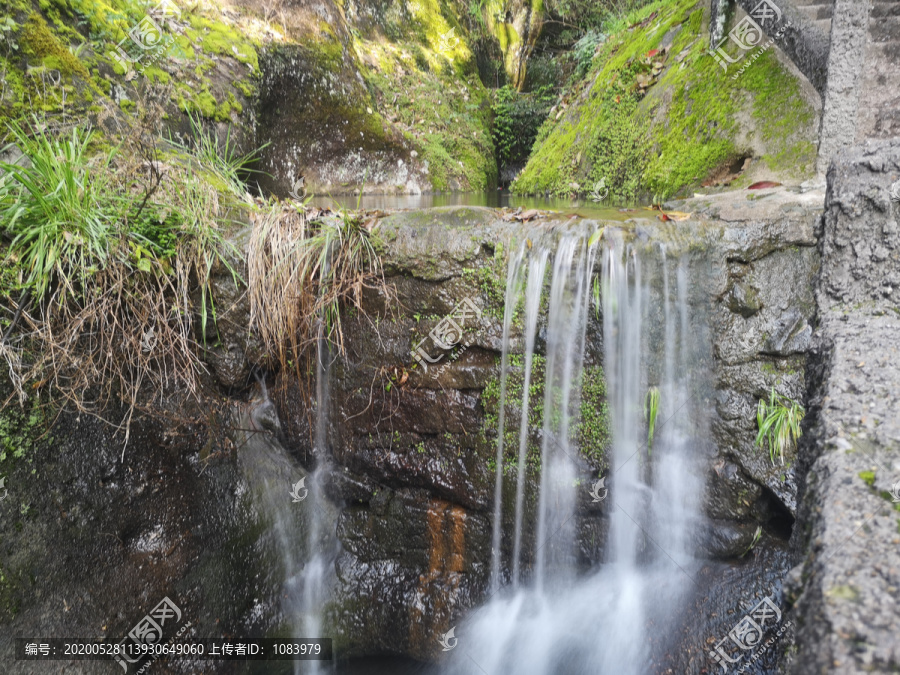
<box><xmin>446</xmin><ymin>229</ymin><xmax>708</xmax><ymax>675</ymax></box>
<box><xmin>297</xmin><ymin>327</ymin><xmax>335</xmax><ymax>674</ymax></box>
<box><xmin>491</xmin><ymin>241</ymin><xmax>528</xmax><ymax>594</ymax></box>
<box><xmin>511</xmin><ymin>245</ymin><xmax>550</xmax><ymax>588</ymax></box>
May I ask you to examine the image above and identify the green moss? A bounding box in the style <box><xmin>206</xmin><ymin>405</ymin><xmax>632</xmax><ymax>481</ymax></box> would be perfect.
<box><xmin>514</xmin><ymin>0</ymin><xmax>818</xmax><ymax>200</ymax></box>
<box><xmin>20</xmin><ymin>13</ymin><xmax>90</xmax><ymax>80</ymax></box>
<box><xmin>187</xmin><ymin>13</ymin><xmax>258</xmax><ymax>70</ymax></box>
<box><xmin>0</xmin><ymin>396</ymin><xmax>48</xmax><ymax>465</ymax></box>
<box><xmin>575</xmin><ymin>366</ymin><xmax>611</xmax><ymax>467</ymax></box>
<box><xmin>460</xmin><ymin>243</ymin><xmax>507</xmax><ymax>315</ymax></box>
<box><xmin>480</xmin><ymin>356</ymin><xmax>611</xmax><ymax>474</ymax></box>
<box><xmin>859</xmin><ymin>470</ymin><xmax>876</xmax><ymax>487</ymax></box>
<box><xmin>360</xmin><ymin>39</ymin><xmax>496</xmax><ymax>191</ymax></box>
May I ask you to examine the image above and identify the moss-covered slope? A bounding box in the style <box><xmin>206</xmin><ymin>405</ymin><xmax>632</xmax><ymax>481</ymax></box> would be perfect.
<box><xmin>512</xmin><ymin>0</ymin><xmax>820</xmax><ymax>201</ymax></box>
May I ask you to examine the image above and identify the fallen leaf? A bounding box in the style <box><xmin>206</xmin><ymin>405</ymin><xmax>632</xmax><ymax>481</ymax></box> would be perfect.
<box><xmin>664</xmin><ymin>211</ymin><xmax>692</xmax><ymax>221</ymax></box>
<box><xmin>615</xmin><ymin>95</ymin><xmax>621</xmax><ymax>103</ymax></box>
<box><xmin>657</xmin><ymin>213</ymin><xmax>671</xmax><ymax>221</ymax></box>
<box><xmin>648</xmin><ymin>49</ymin><xmax>659</xmax><ymax>58</ymax></box>
<box><xmin>748</xmin><ymin>181</ymin><xmax>783</xmax><ymax>190</ymax></box>
<box><xmin>517</xmin><ymin>209</ymin><xmax>540</xmax><ymax>221</ymax></box>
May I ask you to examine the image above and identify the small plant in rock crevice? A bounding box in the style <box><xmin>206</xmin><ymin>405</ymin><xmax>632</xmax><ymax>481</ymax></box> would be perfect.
<box><xmin>644</xmin><ymin>385</ymin><xmax>660</xmax><ymax>454</ymax></box>
<box><xmin>755</xmin><ymin>387</ymin><xmax>804</xmax><ymax>466</ymax></box>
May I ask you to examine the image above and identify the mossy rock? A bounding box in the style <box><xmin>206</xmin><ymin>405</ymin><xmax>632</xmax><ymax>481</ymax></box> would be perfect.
<box><xmin>513</xmin><ymin>0</ymin><xmax>819</xmax><ymax>201</ymax></box>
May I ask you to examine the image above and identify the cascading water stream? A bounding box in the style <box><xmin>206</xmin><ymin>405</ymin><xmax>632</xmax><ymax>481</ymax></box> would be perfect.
<box><xmin>238</xmin><ymin>313</ymin><xmax>338</xmax><ymax>675</ymax></box>
<box><xmin>445</xmin><ymin>225</ymin><xmax>709</xmax><ymax>675</ymax></box>
<box><xmin>297</xmin><ymin>326</ymin><xmax>336</xmax><ymax>675</ymax></box>
<box><xmin>511</xmin><ymin>244</ymin><xmax>549</xmax><ymax>588</ymax></box>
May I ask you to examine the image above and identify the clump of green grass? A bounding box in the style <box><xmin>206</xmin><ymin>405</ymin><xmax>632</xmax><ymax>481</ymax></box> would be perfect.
<box><xmin>756</xmin><ymin>387</ymin><xmax>804</xmax><ymax>466</ymax></box>
<box><xmin>0</xmin><ymin>113</ymin><xmax>253</xmax><ymax>444</ymax></box>
<box><xmin>166</xmin><ymin>111</ymin><xmax>267</xmax><ymax>199</ymax></box>
<box><xmin>0</xmin><ymin>120</ymin><xmax>119</xmax><ymax>298</ymax></box>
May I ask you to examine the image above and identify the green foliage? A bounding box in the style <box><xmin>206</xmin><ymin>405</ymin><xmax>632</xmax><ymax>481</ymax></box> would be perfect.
<box><xmin>0</xmin><ymin>395</ymin><xmax>46</xmax><ymax>463</ymax></box>
<box><xmin>755</xmin><ymin>387</ymin><xmax>804</xmax><ymax>466</ymax></box>
<box><xmin>491</xmin><ymin>84</ymin><xmax>556</xmax><ymax>169</ymax></box>
<box><xmin>859</xmin><ymin>470</ymin><xmax>876</xmax><ymax>487</ymax></box>
<box><xmin>0</xmin><ymin>17</ymin><xmax>20</xmax><ymax>56</ymax></box>
<box><xmin>572</xmin><ymin>30</ymin><xmax>605</xmax><ymax>79</ymax></box>
<box><xmin>547</xmin><ymin>0</ymin><xmax>655</xmax><ymax>36</ymax></box>
<box><xmin>644</xmin><ymin>385</ymin><xmax>659</xmax><ymax>453</ymax></box>
<box><xmin>167</xmin><ymin>111</ymin><xmax>266</xmax><ymax>200</ymax></box>
<box><xmin>0</xmin><ymin>120</ymin><xmax>118</xmax><ymax>297</ymax></box>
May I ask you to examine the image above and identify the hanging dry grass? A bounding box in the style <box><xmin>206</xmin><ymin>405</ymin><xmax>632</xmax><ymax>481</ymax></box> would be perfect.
<box><xmin>247</xmin><ymin>203</ymin><xmax>394</xmax><ymax>376</ymax></box>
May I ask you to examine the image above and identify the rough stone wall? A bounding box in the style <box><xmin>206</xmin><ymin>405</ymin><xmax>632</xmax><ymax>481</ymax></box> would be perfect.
<box><xmin>785</xmin><ymin>139</ymin><xmax>900</xmax><ymax>674</ymax></box>
<box><xmin>734</xmin><ymin>0</ymin><xmax>832</xmax><ymax>95</ymax></box>
<box><xmin>856</xmin><ymin>0</ymin><xmax>900</xmax><ymax>142</ymax></box>
<box><xmin>817</xmin><ymin>0</ymin><xmax>872</xmax><ymax>173</ymax></box>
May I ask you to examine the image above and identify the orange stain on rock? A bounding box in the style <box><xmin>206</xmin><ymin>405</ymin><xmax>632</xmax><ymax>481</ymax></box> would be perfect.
<box><xmin>408</xmin><ymin>500</ymin><xmax>467</xmax><ymax>659</ymax></box>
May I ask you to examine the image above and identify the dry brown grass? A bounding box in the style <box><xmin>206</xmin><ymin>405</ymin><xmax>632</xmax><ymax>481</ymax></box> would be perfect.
<box><xmin>247</xmin><ymin>203</ymin><xmax>394</xmax><ymax>378</ymax></box>
<box><xmin>1</xmin><ymin>92</ymin><xmax>244</xmax><ymax>450</ymax></box>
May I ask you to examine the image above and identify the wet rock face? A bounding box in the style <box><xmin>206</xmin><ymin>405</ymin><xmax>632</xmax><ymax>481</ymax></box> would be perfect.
<box><xmin>0</xmin><ymin>402</ymin><xmax>280</xmax><ymax>674</ymax></box>
<box><xmin>260</xmin><ymin>203</ymin><xmax>824</xmax><ymax>656</ymax></box>
<box><xmin>784</xmin><ymin>139</ymin><xmax>900</xmax><ymax>675</ymax></box>
<box><xmin>667</xmin><ymin>188</ymin><xmax>822</xmax><ymax>536</ymax></box>
<box><xmin>0</xmin><ymin>204</ymin><xmax>826</xmax><ymax>669</ymax></box>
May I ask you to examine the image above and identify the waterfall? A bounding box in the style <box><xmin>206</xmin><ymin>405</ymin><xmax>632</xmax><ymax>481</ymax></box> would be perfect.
<box><xmin>297</xmin><ymin>329</ymin><xmax>337</xmax><ymax>674</ymax></box>
<box><xmin>238</xmin><ymin>324</ymin><xmax>338</xmax><ymax>674</ymax></box>
<box><xmin>445</xmin><ymin>226</ymin><xmax>709</xmax><ymax>675</ymax></box>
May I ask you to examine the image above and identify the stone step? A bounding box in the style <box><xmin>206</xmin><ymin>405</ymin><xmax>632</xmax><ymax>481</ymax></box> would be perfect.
<box><xmin>870</xmin><ymin>15</ymin><xmax>900</xmax><ymax>42</ymax></box>
<box><xmin>872</xmin><ymin>2</ymin><xmax>900</xmax><ymax>18</ymax></box>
